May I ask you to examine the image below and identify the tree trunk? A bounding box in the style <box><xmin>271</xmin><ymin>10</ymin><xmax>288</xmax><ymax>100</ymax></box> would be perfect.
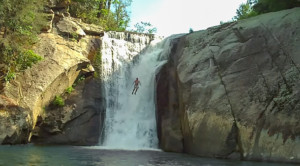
<box><xmin>107</xmin><ymin>0</ymin><xmax>112</xmax><ymax>11</ymax></box>
<box><xmin>97</xmin><ymin>0</ymin><xmax>106</xmax><ymax>18</ymax></box>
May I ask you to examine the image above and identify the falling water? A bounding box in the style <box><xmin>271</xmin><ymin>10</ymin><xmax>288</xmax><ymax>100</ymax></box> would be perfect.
<box><xmin>100</xmin><ymin>32</ymin><xmax>178</xmax><ymax>150</ymax></box>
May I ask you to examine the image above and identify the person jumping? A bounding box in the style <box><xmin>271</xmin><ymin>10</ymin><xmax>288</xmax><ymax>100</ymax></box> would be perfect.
<box><xmin>132</xmin><ymin>77</ymin><xmax>141</xmax><ymax>95</ymax></box>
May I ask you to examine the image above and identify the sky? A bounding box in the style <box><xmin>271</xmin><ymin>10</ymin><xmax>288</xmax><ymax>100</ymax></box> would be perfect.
<box><xmin>129</xmin><ymin>0</ymin><xmax>247</xmax><ymax>37</ymax></box>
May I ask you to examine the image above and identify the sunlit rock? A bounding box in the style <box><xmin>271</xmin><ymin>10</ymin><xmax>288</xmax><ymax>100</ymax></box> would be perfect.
<box><xmin>72</xmin><ymin>18</ymin><xmax>104</xmax><ymax>36</ymax></box>
<box><xmin>156</xmin><ymin>7</ymin><xmax>300</xmax><ymax>163</ymax></box>
<box><xmin>56</xmin><ymin>17</ymin><xmax>86</xmax><ymax>37</ymax></box>
<box><xmin>1</xmin><ymin>32</ymin><xmax>90</xmax><ymax>144</ymax></box>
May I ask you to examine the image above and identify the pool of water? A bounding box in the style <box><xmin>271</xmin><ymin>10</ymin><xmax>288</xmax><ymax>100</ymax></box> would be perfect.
<box><xmin>0</xmin><ymin>145</ymin><xmax>295</xmax><ymax>166</ymax></box>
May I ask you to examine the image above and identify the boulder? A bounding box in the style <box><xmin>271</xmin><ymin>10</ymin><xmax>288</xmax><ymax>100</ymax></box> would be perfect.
<box><xmin>0</xmin><ymin>95</ymin><xmax>32</xmax><ymax>144</ymax></box>
<box><xmin>72</xmin><ymin>18</ymin><xmax>104</xmax><ymax>36</ymax></box>
<box><xmin>56</xmin><ymin>17</ymin><xmax>86</xmax><ymax>38</ymax></box>
<box><xmin>156</xmin><ymin>8</ymin><xmax>300</xmax><ymax>163</ymax></box>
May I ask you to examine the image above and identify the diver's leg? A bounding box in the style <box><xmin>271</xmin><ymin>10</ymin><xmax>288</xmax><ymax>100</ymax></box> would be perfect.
<box><xmin>134</xmin><ymin>87</ymin><xmax>139</xmax><ymax>94</ymax></box>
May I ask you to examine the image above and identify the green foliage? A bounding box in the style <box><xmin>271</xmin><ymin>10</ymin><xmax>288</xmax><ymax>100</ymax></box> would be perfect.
<box><xmin>70</xmin><ymin>32</ymin><xmax>80</xmax><ymax>41</ymax></box>
<box><xmin>0</xmin><ymin>0</ymin><xmax>47</xmax><ymax>84</ymax></box>
<box><xmin>19</xmin><ymin>50</ymin><xmax>43</xmax><ymax>70</ymax></box>
<box><xmin>69</xmin><ymin>0</ymin><xmax>132</xmax><ymax>31</ymax></box>
<box><xmin>234</xmin><ymin>0</ymin><xmax>258</xmax><ymax>20</ymax></box>
<box><xmin>4</xmin><ymin>71</ymin><xmax>16</xmax><ymax>82</ymax></box>
<box><xmin>65</xmin><ymin>86</ymin><xmax>74</xmax><ymax>94</ymax></box>
<box><xmin>73</xmin><ymin>75</ymin><xmax>86</xmax><ymax>87</ymax></box>
<box><xmin>234</xmin><ymin>0</ymin><xmax>300</xmax><ymax>20</ymax></box>
<box><xmin>78</xmin><ymin>76</ymin><xmax>86</xmax><ymax>82</ymax></box>
<box><xmin>93</xmin><ymin>50</ymin><xmax>102</xmax><ymax>78</ymax></box>
<box><xmin>132</xmin><ymin>21</ymin><xmax>157</xmax><ymax>34</ymax></box>
<box><xmin>53</xmin><ymin>95</ymin><xmax>65</xmax><ymax>107</ymax></box>
<box><xmin>189</xmin><ymin>28</ymin><xmax>194</xmax><ymax>33</ymax></box>
<box><xmin>253</xmin><ymin>0</ymin><xmax>300</xmax><ymax>14</ymax></box>
<box><xmin>0</xmin><ymin>44</ymin><xmax>42</xmax><ymax>82</ymax></box>
<box><xmin>0</xmin><ymin>0</ymin><xmax>48</xmax><ymax>44</ymax></box>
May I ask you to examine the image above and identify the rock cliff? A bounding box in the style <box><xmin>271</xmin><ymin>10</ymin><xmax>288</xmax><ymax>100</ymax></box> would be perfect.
<box><xmin>0</xmin><ymin>1</ymin><xmax>154</xmax><ymax>145</ymax></box>
<box><xmin>156</xmin><ymin>8</ymin><xmax>300</xmax><ymax>163</ymax></box>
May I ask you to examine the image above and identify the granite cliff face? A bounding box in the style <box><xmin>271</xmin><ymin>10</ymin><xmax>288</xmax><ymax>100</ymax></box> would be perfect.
<box><xmin>156</xmin><ymin>8</ymin><xmax>300</xmax><ymax>163</ymax></box>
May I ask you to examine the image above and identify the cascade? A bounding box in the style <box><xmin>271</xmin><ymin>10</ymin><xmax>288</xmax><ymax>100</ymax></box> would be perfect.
<box><xmin>100</xmin><ymin>32</ymin><xmax>178</xmax><ymax>149</ymax></box>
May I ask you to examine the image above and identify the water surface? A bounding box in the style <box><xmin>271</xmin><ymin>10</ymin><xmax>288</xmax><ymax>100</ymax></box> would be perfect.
<box><xmin>0</xmin><ymin>145</ymin><xmax>295</xmax><ymax>166</ymax></box>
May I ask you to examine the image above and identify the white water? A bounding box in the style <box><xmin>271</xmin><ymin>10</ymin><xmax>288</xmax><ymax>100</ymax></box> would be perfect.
<box><xmin>100</xmin><ymin>33</ymin><xmax>177</xmax><ymax>150</ymax></box>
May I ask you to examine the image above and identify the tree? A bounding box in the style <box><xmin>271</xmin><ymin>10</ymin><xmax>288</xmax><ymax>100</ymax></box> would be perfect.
<box><xmin>233</xmin><ymin>0</ymin><xmax>300</xmax><ymax>20</ymax></box>
<box><xmin>113</xmin><ymin>0</ymin><xmax>132</xmax><ymax>31</ymax></box>
<box><xmin>107</xmin><ymin>0</ymin><xmax>112</xmax><ymax>10</ymax></box>
<box><xmin>233</xmin><ymin>0</ymin><xmax>258</xmax><ymax>20</ymax></box>
<box><xmin>97</xmin><ymin>0</ymin><xmax>107</xmax><ymax>18</ymax></box>
<box><xmin>69</xmin><ymin>0</ymin><xmax>132</xmax><ymax>31</ymax></box>
<box><xmin>189</xmin><ymin>28</ymin><xmax>194</xmax><ymax>33</ymax></box>
<box><xmin>253</xmin><ymin>0</ymin><xmax>300</xmax><ymax>14</ymax></box>
<box><xmin>132</xmin><ymin>21</ymin><xmax>157</xmax><ymax>34</ymax></box>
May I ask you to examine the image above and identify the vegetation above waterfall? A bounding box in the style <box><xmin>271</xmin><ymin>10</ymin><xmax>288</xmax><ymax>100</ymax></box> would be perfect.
<box><xmin>234</xmin><ymin>0</ymin><xmax>300</xmax><ymax>20</ymax></box>
<box><xmin>69</xmin><ymin>0</ymin><xmax>132</xmax><ymax>31</ymax></box>
<box><xmin>131</xmin><ymin>21</ymin><xmax>157</xmax><ymax>34</ymax></box>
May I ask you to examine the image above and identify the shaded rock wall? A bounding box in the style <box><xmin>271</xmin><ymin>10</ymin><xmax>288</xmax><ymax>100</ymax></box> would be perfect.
<box><xmin>156</xmin><ymin>8</ymin><xmax>300</xmax><ymax>163</ymax></box>
<box><xmin>156</xmin><ymin>37</ymin><xmax>183</xmax><ymax>152</ymax></box>
<box><xmin>31</xmin><ymin>78</ymin><xmax>105</xmax><ymax>145</ymax></box>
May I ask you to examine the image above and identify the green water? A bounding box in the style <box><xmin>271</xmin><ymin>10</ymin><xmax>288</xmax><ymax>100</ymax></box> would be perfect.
<box><xmin>0</xmin><ymin>145</ymin><xmax>295</xmax><ymax>166</ymax></box>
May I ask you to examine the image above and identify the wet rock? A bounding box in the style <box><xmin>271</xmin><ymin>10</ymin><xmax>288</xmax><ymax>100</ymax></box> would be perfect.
<box><xmin>156</xmin><ymin>37</ymin><xmax>183</xmax><ymax>152</ymax></box>
<box><xmin>31</xmin><ymin>78</ymin><xmax>105</xmax><ymax>145</ymax></box>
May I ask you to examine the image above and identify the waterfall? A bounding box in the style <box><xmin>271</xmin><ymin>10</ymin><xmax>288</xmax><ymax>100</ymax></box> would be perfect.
<box><xmin>100</xmin><ymin>32</ymin><xmax>179</xmax><ymax>150</ymax></box>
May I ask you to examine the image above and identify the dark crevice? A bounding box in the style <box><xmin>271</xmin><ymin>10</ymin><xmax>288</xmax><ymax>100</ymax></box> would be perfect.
<box><xmin>281</xmin><ymin>12</ymin><xmax>292</xmax><ymax>19</ymax></box>
<box><xmin>209</xmin><ymin>49</ymin><xmax>244</xmax><ymax>160</ymax></box>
